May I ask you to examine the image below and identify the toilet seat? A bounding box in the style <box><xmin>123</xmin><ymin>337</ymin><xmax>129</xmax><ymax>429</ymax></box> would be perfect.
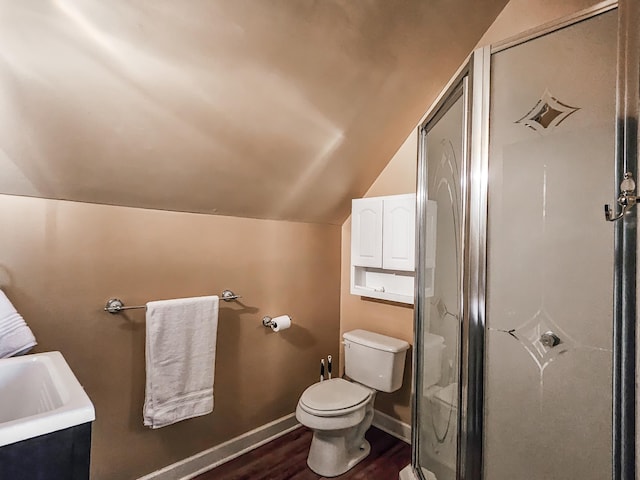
<box><xmin>299</xmin><ymin>378</ymin><xmax>372</xmax><ymax>417</ymax></box>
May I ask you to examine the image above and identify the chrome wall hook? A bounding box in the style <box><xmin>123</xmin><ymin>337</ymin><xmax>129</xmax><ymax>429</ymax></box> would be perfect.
<box><xmin>605</xmin><ymin>172</ymin><xmax>638</xmax><ymax>221</ymax></box>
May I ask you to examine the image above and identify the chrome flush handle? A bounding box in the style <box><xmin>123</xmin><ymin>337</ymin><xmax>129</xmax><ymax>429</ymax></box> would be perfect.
<box><xmin>605</xmin><ymin>172</ymin><xmax>638</xmax><ymax>221</ymax></box>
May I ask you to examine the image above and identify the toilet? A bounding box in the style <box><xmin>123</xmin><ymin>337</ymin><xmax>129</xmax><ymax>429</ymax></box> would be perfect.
<box><xmin>296</xmin><ymin>329</ymin><xmax>410</xmax><ymax>477</ymax></box>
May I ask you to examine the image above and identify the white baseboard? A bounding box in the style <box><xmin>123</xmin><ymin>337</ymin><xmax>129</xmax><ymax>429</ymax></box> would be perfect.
<box><xmin>139</xmin><ymin>409</ymin><xmax>411</xmax><ymax>479</ymax></box>
<box><xmin>138</xmin><ymin>413</ymin><xmax>301</xmax><ymax>480</ymax></box>
<box><xmin>372</xmin><ymin>409</ymin><xmax>411</xmax><ymax>444</ymax></box>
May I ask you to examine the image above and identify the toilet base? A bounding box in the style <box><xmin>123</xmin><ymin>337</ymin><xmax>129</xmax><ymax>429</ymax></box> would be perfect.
<box><xmin>296</xmin><ymin>385</ymin><xmax>376</xmax><ymax>477</ymax></box>
<box><xmin>307</xmin><ymin>431</ymin><xmax>371</xmax><ymax>478</ymax></box>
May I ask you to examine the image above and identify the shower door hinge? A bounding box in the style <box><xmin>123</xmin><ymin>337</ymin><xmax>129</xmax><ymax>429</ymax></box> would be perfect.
<box><xmin>605</xmin><ymin>172</ymin><xmax>638</xmax><ymax>221</ymax></box>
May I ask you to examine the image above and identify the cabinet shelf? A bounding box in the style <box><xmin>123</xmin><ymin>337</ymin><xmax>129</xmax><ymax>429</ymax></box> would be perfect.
<box><xmin>351</xmin><ymin>266</ymin><xmax>414</xmax><ymax>304</ymax></box>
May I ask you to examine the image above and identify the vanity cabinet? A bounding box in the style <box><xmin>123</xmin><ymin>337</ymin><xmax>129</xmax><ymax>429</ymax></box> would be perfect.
<box><xmin>0</xmin><ymin>423</ymin><xmax>92</xmax><ymax>480</ymax></box>
<box><xmin>350</xmin><ymin>193</ymin><xmax>418</xmax><ymax>304</ymax></box>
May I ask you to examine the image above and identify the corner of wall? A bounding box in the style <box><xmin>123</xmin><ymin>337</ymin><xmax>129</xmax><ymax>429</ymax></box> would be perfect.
<box><xmin>339</xmin><ymin>126</ymin><xmax>418</xmax><ymax>424</ymax></box>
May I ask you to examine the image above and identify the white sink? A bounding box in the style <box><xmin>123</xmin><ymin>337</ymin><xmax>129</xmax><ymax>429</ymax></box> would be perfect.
<box><xmin>0</xmin><ymin>351</ymin><xmax>95</xmax><ymax>447</ymax></box>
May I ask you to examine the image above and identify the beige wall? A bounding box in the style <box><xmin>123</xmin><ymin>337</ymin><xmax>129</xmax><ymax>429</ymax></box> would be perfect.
<box><xmin>0</xmin><ymin>194</ymin><xmax>341</xmax><ymax>479</ymax></box>
<box><xmin>338</xmin><ymin>0</ymin><xmax>605</xmax><ymax>425</ymax></box>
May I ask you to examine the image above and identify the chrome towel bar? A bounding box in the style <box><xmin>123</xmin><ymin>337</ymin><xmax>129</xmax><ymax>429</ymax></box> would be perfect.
<box><xmin>104</xmin><ymin>290</ymin><xmax>241</xmax><ymax>314</ymax></box>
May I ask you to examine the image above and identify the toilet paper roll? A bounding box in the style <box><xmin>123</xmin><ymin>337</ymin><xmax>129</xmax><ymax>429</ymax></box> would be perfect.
<box><xmin>270</xmin><ymin>315</ymin><xmax>292</xmax><ymax>332</ymax></box>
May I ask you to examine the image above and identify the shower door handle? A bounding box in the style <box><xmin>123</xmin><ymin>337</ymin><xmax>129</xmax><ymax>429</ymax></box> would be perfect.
<box><xmin>540</xmin><ymin>331</ymin><xmax>561</xmax><ymax>348</ymax></box>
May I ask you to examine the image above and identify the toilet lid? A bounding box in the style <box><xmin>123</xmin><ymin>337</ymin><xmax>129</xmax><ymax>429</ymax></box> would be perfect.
<box><xmin>300</xmin><ymin>378</ymin><xmax>371</xmax><ymax>411</ymax></box>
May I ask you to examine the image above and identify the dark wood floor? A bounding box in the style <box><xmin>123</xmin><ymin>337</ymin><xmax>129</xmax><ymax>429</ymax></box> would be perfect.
<box><xmin>195</xmin><ymin>426</ymin><xmax>411</xmax><ymax>480</ymax></box>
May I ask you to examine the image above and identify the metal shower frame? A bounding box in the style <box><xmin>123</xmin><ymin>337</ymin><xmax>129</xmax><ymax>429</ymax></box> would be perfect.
<box><xmin>411</xmin><ymin>1</ymin><xmax>636</xmax><ymax>479</ymax></box>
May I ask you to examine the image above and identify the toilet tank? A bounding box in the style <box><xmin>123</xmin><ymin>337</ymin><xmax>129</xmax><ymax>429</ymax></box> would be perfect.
<box><xmin>343</xmin><ymin>329</ymin><xmax>410</xmax><ymax>393</ymax></box>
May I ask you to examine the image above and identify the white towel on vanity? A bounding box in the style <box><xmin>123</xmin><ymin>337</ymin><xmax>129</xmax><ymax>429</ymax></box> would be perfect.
<box><xmin>143</xmin><ymin>295</ymin><xmax>219</xmax><ymax>429</ymax></box>
<box><xmin>0</xmin><ymin>290</ymin><xmax>37</xmax><ymax>358</ymax></box>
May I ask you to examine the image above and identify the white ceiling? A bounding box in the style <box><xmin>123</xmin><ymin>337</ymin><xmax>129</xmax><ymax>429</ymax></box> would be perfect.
<box><xmin>0</xmin><ymin>0</ymin><xmax>508</xmax><ymax>224</ymax></box>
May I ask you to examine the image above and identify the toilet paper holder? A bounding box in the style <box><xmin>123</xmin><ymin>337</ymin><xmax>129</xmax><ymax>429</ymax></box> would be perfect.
<box><xmin>262</xmin><ymin>316</ymin><xmax>277</xmax><ymax>328</ymax></box>
<box><xmin>262</xmin><ymin>315</ymin><xmax>291</xmax><ymax>329</ymax></box>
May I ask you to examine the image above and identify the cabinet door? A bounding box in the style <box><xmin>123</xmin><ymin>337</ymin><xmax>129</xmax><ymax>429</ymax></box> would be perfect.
<box><xmin>351</xmin><ymin>198</ymin><xmax>383</xmax><ymax>267</ymax></box>
<box><xmin>382</xmin><ymin>194</ymin><xmax>415</xmax><ymax>271</ymax></box>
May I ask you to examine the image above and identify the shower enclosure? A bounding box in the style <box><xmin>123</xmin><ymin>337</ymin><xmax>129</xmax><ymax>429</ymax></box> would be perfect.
<box><xmin>411</xmin><ymin>1</ymin><xmax>638</xmax><ymax>479</ymax></box>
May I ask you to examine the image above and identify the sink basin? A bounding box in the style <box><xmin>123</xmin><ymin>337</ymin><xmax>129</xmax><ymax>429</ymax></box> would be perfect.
<box><xmin>0</xmin><ymin>351</ymin><xmax>95</xmax><ymax>447</ymax></box>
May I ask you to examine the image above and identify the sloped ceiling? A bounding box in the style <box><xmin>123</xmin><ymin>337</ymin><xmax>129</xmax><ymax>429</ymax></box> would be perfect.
<box><xmin>0</xmin><ymin>0</ymin><xmax>508</xmax><ymax>224</ymax></box>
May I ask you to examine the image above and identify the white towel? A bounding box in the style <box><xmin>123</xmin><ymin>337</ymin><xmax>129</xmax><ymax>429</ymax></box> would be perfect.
<box><xmin>143</xmin><ymin>295</ymin><xmax>219</xmax><ymax>429</ymax></box>
<box><xmin>0</xmin><ymin>290</ymin><xmax>37</xmax><ymax>358</ymax></box>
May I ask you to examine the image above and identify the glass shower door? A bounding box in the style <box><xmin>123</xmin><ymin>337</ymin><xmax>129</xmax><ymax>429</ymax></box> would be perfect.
<box><xmin>415</xmin><ymin>78</ymin><xmax>469</xmax><ymax>480</ymax></box>
<box><xmin>484</xmin><ymin>9</ymin><xmax>617</xmax><ymax>479</ymax></box>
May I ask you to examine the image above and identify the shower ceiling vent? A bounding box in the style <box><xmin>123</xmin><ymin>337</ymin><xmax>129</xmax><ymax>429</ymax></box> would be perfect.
<box><xmin>515</xmin><ymin>89</ymin><xmax>580</xmax><ymax>132</ymax></box>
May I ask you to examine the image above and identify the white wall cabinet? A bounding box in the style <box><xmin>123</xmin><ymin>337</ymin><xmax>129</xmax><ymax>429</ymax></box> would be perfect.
<box><xmin>351</xmin><ymin>193</ymin><xmax>416</xmax><ymax>304</ymax></box>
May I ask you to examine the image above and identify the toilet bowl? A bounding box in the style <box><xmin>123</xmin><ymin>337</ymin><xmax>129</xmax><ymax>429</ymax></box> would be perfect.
<box><xmin>296</xmin><ymin>378</ymin><xmax>375</xmax><ymax>477</ymax></box>
<box><xmin>296</xmin><ymin>329</ymin><xmax>410</xmax><ymax>477</ymax></box>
